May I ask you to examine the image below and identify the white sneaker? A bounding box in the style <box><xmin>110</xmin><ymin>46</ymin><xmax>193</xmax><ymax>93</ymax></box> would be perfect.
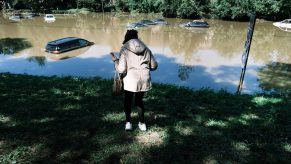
<box><xmin>125</xmin><ymin>122</ymin><xmax>132</xmax><ymax>131</ymax></box>
<box><xmin>138</xmin><ymin>122</ymin><xmax>147</xmax><ymax>131</ymax></box>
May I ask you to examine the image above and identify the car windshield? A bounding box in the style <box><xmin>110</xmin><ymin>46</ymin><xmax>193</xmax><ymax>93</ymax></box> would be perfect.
<box><xmin>192</xmin><ymin>21</ymin><xmax>207</xmax><ymax>25</ymax></box>
<box><xmin>131</xmin><ymin>23</ymin><xmax>145</xmax><ymax>26</ymax></box>
<box><xmin>46</xmin><ymin>44</ymin><xmax>57</xmax><ymax>51</ymax></box>
<box><xmin>153</xmin><ymin>19</ymin><xmax>164</xmax><ymax>22</ymax></box>
<box><xmin>140</xmin><ymin>20</ymin><xmax>153</xmax><ymax>24</ymax></box>
<box><xmin>79</xmin><ymin>39</ymin><xmax>88</xmax><ymax>46</ymax></box>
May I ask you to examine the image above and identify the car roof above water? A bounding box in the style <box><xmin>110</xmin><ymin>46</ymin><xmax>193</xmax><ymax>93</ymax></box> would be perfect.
<box><xmin>45</xmin><ymin>14</ymin><xmax>54</xmax><ymax>16</ymax></box>
<box><xmin>47</xmin><ymin>37</ymin><xmax>80</xmax><ymax>45</ymax></box>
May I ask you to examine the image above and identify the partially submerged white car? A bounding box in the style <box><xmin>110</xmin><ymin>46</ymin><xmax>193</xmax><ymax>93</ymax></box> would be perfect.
<box><xmin>44</xmin><ymin>14</ymin><xmax>56</xmax><ymax>22</ymax></box>
<box><xmin>273</xmin><ymin>19</ymin><xmax>291</xmax><ymax>32</ymax></box>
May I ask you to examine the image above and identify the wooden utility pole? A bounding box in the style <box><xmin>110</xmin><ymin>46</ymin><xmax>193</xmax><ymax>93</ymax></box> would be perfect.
<box><xmin>237</xmin><ymin>14</ymin><xmax>256</xmax><ymax>94</ymax></box>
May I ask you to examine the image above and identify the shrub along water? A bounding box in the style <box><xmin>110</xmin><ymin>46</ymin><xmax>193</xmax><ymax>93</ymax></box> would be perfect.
<box><xmin>1</xmin><ymin>0</ymin><xmax>291</xmax><ymax>20</ymax></box>
<box><xmin>0</xmin><ymin>73</ymin><xmax>290</xmax><ymax>163</ymax></box>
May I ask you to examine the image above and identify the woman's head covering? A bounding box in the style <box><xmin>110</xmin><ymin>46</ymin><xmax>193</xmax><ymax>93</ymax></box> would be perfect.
<box><xmin>123</xmin><ymin>29</ymin><xmax>138</xmax><ymax>44</ymax></box>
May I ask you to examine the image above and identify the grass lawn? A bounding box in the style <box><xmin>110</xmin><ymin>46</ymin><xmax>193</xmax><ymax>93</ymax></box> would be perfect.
<box><xmin>0</xmin><ymin>73</ymin><xmax>290</xmax><ymax>163</ymax></box>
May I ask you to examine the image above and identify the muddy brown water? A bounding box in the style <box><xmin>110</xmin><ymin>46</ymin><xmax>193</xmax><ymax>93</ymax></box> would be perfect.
<box><xmin>0</xmin><ymin>13</ymin><xmax>290</xmax><ymax>94</ymax></box>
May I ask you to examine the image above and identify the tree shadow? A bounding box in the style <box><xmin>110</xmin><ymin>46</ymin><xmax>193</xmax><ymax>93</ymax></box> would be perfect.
<box><xmin>0</xmin><ymin>73</ymin><xmax>132</xmax><ymax>163</ymax></box>
<box><xmin>257</xmin><ymin>62</ymin><xmax>291</xmax><ymax>97</ymax></box>
<box><xmin>144</xmin><ymin>84</ymin><xmax>290</xmax><ymax>163</ymax></box>
<box><xmin>0</xmin><ymin>60</ymin><xmax>290</xmax><ymax>163</ymax></box>
<box><xmin>0</xmin><ymin>38</ymin><xmax>32</xmax><ymax>55</ymax></box>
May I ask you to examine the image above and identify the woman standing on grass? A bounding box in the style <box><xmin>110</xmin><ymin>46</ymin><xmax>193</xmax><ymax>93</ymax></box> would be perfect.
<box><xmin>110</xmin><ymin>29</ymin><xmax>158</xmax><ymax>131</ymax></box>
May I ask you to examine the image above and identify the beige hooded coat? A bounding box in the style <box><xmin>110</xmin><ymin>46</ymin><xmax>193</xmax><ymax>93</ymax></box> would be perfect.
<box><xmin>117</xmin><ymin>39</ymin><xmax>158</xmax><ymax>92</ymax></box>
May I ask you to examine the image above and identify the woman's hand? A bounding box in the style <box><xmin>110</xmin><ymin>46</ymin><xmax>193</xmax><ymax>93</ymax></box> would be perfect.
<box><xmin>110</xmin><ymin>52</ymin><xmax>117</xmax><ymax>62</ymax></box>
<box><xmin>110</xmin><ymin>52</ymin><xmax>119</xmax><ymax>70</ymax></box>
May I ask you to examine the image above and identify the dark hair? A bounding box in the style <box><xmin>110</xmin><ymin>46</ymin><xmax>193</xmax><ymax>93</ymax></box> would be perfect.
<box><xmin>122</xmin><ymin>29</ymin><xmax>138</xmax><ymax>44</ymax></box>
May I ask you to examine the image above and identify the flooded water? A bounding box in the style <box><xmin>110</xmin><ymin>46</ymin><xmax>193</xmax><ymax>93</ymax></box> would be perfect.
<box><xmin>1</xmin><ymin>13</ymin><xmax>290</xmax><ymax>94</ymax></box>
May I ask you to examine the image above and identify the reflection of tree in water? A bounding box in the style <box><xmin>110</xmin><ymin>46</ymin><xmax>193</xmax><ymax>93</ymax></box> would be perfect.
<box><xmin>0</xmin><ymin>38</ymin><xmax>32</xmax><ymax>55</ymax></box>
<box><xmin>178</xmin><ymin>65</ymin><xmax>193</xmax><ymax>81</ymax></box>
<box><xmin>251</xmin><ymin>25</ymin><xmax>291</xmax><ymax>63</ymax></box>
<box><xmin>27</xmin><ymin>56</ymin><xmax>46</xmax><ymax>67</ymax></box>
<box><xmin>70</xmin><ymin>13</ymin><xmax>125</xmax><ymax>51</ymax></box>
<box><xmin>210</xmin><ymin>21</ymin><xmax>246</xmax><ymax>58</ymax></box>
<box><xmin>168</xmin><ymin>30</ymin><xmax>209</xmax><ymax>58</ymax></box>
<box><xmin>258</xmin><ymin>62</ymin><xmax>291</xmax><ymax>96</ymax></box>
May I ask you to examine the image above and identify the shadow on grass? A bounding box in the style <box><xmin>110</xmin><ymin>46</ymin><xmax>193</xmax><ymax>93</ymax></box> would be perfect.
<box><xmin>145</xmin><ymin>85</ymin><xmax>290</xmax><ymax>163</ymax></box>
<box><xmin>0</xmin><ymin>72</ymin><xmax>290</xmax><ymax>163</ymax></box>
<box><xmin>0</xmin><ymin>38</ymin><xmax>32</xmax><ymax>55</ymax></box>
<box><xmin>258</xmin><ymin>62</ymin><xmax>291</xmax><ymax>97</ymax></box>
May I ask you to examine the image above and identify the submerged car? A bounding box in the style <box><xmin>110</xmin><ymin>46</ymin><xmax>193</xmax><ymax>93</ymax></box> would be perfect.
<box><xmin>138</xmin><ymin>19</ymin><xmax>157</xmax><ymax>25</ymax></box>
<box><xmin>45</xmin><ymin>37</ymin><xmax>94</xmax><ymax>54</ymax></box>
<box><xmin>9</xmin><ymin>15</ymin><xmax>21</xmax><ymax>21</ymax></box>
<box><xmin>9</xmin><ymin>13</ymin><xmax>23</xmax><ymax>21</ymax></box>
<box><xmin>152</xmin><ymin>18</ymin><xmax>168</xmax><ymax>25</ymax></box>
<box><xmin>127</xmin><ymin>22</ymin><xmax>148</xmax><ymax>29</ymax></box>
<box><xmin>126</xmin><ymin>18</ymin><xmax>168</xmax><ymax>29</ymax></box>
<box><xmin>9</xmin><ymin>13</ymin><xmax>38</xmax><ymax>21</ymax></box>
<box><xmin>23</xmin><ymin>13</ymin><xmax>39</xmax><ymax>19</ymax></box>
<box><xmin>44</xmin><ymin>14</ymin><xmax>56</xmax><ymax>22</ymax></box>
<box><xmin>181</xmin><ymin>20</ymin><xmax>209</xmax><ymax>28</ymax></box>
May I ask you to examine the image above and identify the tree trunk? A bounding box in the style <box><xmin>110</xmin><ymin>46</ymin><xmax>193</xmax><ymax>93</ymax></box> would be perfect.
<box><xmin>111</xmin><ymin>0</ymin><xmax>117</xmax><ymax>4</ymax></box>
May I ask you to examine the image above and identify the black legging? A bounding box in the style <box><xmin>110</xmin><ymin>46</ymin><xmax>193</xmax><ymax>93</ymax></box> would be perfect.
<box><xmin>124</xmin><ymin>90</ymin><xmax>145</xmax><ymax>123</ymax></box>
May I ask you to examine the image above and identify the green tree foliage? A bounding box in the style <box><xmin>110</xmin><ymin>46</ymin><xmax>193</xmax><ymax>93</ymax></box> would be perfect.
<box><xmin>279</xmin><ymin>0</ymin><xmax>291</xmax><ymax>18</ymax></box>
<box><xmin>114</xmin><ymin>0</ymin><xmax>136</xmax><ymax>12</ymax></box>
<box><xmin>1</xmin><ymin>0</ymin><xmax>290</xmax><ymax>20</ymax></box>
<box><xmin>255</xmin><ymin>0</ymin><xmax>280</xmax><ymax>16</ymax></box>
<box><xmin>210</xmin><ymin>0</ymin><xmax>290</xmax><ymax>20</ymax></box>
<box><xmin>210</xmin><ymin>0</ymin><xmax>255</xmax><ymax>20</ymax></box>
<box><xmin>76</xmin><ymin>0</ymin><xmax>101</xmax><ymax>11</ymax></box>
<box><xmin>114</xmin><ymin>0</ymin><xmax>163</xmax><ymax>13</ymax></box>
<box><xmin>139</xmin><ymin>0</ymin><xmax>163</xmax><ymax>13</ymax></box>
<box><xmin>162</xmin><ymin>0</ymin><xmax>180</xmax><ymax>17</ymax></box>
<box><xmin>177</xmin><ymin>0</ymin><xmax>201</xmax><ymax>18</ymax></box>
<box><xmin>161</xmin><ymin>0</ymin><xmax>206</xmax><ymax>18</ymax></box>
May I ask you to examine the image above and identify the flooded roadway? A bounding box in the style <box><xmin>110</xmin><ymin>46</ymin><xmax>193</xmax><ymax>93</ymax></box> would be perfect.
<box><xmin>0</xmin><ymin>13</ymin><xmax>290</xmax><ymax>94</ymax></box>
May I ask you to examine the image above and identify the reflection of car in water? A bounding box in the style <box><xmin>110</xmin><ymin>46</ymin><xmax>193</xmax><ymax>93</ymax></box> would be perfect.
<box><xmin>45</xmin><ymin>37</ymin><xmax>94</xmax><ymax>54</ymax></box>
<box><xmin>44</xmin><ymin>14</ymin><xmax>56</xmax><ymax>22</ymax></box>
<box><xmin>45</xmin><ymin>46</ymin><xmax>91</xmax><ymax>60</ymax></box>
<box><xmin>273</xmin><ymin>19</ymin><xmax>291</xmax><ymax>32</ymax></box>
<box><xmin>180</xmin><ymin>20</ymin><xmax>209</xmax><ymax>28</ymax></box>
